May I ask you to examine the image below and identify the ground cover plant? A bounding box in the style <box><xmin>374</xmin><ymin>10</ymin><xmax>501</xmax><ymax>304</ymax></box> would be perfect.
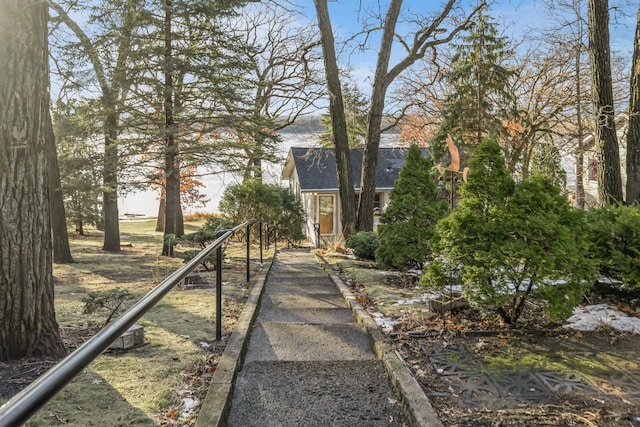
<box><xmin>0</xmin><ymin>219</ymin><xmax>270</xmax><ymax>426</ymax></box>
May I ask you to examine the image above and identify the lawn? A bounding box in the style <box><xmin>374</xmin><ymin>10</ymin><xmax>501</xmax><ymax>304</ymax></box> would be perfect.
<box><xmin>0</xmin><ymin>219</ymin><xmax>271</xmax><ymax>427</ymax></box>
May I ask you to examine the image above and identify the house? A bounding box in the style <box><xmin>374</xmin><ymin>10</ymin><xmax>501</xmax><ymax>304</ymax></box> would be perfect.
<box><xmin>281</xmin><ymin>146</ymin><xmax>428</xmax><ymax>246</ymax></box>
<box><xmin>570</xmin><ymin>113</ymin><xmax>629</xmax><ymax>207</ymax></box>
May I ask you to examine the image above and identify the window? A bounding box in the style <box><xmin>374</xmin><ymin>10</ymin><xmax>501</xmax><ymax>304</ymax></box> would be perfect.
<box><xmin>373</xmin><ymin>193</ymin><xmax>382</xmax><ymax>215</ymax></box>
<box><xmin>318</xmin><ymin>195</ymin><xmax>334</xmax><ymax>234</ymax></box>
<box><xmin>374</xmin><ymin>193</ymin><xmax>382</xmax><ymax>209</ymax></box>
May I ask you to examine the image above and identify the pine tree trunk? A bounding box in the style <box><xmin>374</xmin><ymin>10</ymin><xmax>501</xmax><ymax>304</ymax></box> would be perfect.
<box><xmin>0</xmin><ymin>0</ymin><xmax>66</xmax><ymax>360</ymax></box>
<box><xmin>627</xmin><ymin>5</ymin><xmax>640</xmax><ymax>205</ymax></box>
<box><xmin>176</xmin><ymin>203</ymin><xmax>184</xmax><ymax>237</ymax></box>
<box><xmin>48</xmin><ymin>113</ymin><xmax>74</xmax><ymax>263</ymax></box>
<box><xmin>102</xmin><ymin>110</ymin><xmax>121</xmax><ymax>251</ymax></box>
<box><xmin>313</xmin><ymin>0</ymin><xmax>357</xmax><ymax>238</ymax></box>
<box><xmin>588</xmin><ymin>0</ymin><xmax>624</xmax><ymax>205</ymax></box>
<box><xmin>156</xmin><ymin>198</ymin><xmax>165</xmax><ymax>232</ymax></box>
<box><xmin>162</xmin><ymin>0</ymin><xmax>178</xmax><ymax>256</ymax></box>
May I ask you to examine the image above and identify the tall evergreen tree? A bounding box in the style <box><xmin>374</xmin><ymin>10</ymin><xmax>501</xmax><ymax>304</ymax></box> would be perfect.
<box><xmin>319</xmin><ymin>83</ymin><xmax>369</xmax><ymax>148</ymax></box>
<box><xmin>53</xmin><ymin>100</ymin><xmax>104</xmax><ymax>235</ymax></box>
<box><xmin>432</xmin><ymin>6</ymin><xmax>517</xmax><ymax>160</ymax></box>
<box><xmin>375</xmin><ymin>145</ymin><xmax>447</xmax><ymax>269</ymax></box>
<box><xmin>49</xmin><ymin>0</ymin><xmax>144</xmax><ymax>252</ymax></box>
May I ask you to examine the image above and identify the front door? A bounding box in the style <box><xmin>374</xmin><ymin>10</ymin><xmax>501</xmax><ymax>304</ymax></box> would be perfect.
<box><xmin>318</xmin><ymin>195</ymin><xmax>334</xmax><ymax>234</ymax></box>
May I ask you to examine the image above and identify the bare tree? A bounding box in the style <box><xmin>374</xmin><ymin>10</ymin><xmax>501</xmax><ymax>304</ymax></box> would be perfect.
<box><xmin>0</xmin><ymin>0</ymin><xmax>66</xmax><ymax>360</ymax></box>
<box><xmin>356</xmin><ymin>0</ymin><xmax>484</xmax><ymax>231</ymax></box>
<box><xmin>588</xmin><ymin>0</ymin><xmax>624</xmax><ymax>205</ymax></box>
<box><xmin>233</xmin><ymin>2</ymin><xmax>324</xmax><ymax>182</ymax></box>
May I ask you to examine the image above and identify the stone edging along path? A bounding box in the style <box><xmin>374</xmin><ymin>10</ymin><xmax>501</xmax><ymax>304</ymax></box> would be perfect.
<box><xmin>195</xmin><ymin>250</ymin><xmax>443</xmax><ymax>427</ymax></box>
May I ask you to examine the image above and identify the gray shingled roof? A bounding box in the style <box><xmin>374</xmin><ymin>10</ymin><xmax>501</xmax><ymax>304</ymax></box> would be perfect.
<box><xmin>286</xmin><ymin>146</ymin><xmax>429</xmax><ymax>191</ymax></box>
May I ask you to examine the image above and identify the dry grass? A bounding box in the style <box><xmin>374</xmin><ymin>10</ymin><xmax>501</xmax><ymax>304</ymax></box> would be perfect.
<box><xmin>7</xmin><ymin>220</ymin><xmax>271</xmax><ymax>427</ymax></box>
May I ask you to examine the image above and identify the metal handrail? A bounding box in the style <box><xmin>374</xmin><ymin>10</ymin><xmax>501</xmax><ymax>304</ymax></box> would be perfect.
<box><xmin>0</xmin><ymin>219</ymin><xmax>259</xmax><ymax>427</ymax></box>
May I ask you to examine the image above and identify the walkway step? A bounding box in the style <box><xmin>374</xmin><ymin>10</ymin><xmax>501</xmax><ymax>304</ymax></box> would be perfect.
<box><xmin>227</xmin><ymin>360</ymin><xmax>405</xmax><ymax>427</ymax></box>
<box><xmin>244</xmin><ymin>322</ymin><xmax>375</xmax><ymax>363</ymax></box>
<box><xmin>258</xmin><ymin>304</ymin><xmax>356</xmax><ymax>324</ymax></box>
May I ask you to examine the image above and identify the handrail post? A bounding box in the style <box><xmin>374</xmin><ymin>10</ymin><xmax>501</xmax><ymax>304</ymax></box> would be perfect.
<box><xmin>245</xmin><ymin>223</ymin><xmax>251</xmax><ymax>283</ymax></box>
<box><xmin>259</xmin><ymin>222</ymin><xmax>263</xmax><ymax>264</ymax></box>
<box><xmin>214</xmin><ymin>230</ymin><xmax>228</xmax><ymax>342</ymax></box>
<box><xmin>265</xmin><ymin>224</ymin><xmax>270</xmax><ymax>248</ymax></box>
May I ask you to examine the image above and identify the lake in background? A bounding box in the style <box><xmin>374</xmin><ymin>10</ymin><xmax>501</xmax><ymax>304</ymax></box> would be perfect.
<box><xmin>119</xmin><ymin>132</ymin><xmax>326</xmax><ymax>217</ymax></box>
<box><xmin>119</xmin><ymin>132</ymin><xmax>578</xmax><ymax>217</ymax></box>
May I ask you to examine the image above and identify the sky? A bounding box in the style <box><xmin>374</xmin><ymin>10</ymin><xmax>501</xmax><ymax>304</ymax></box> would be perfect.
<box><xmin>289</xmin><ymin>0</ymin><xmax>635</xmax><ymax>79</ymax></box>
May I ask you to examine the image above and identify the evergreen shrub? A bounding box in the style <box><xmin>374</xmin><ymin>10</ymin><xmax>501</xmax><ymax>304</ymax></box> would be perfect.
<box><xmin>375</xmin><ymin>144</ymin><xmax>447</xmax><ymax>269</ymax></box>
<box><xmin>346</xmin><ymin>231</ymin><xmax>379</xmax><ymax>260</ymax></box>
<box><xmin>421</xmin><ymin>140</ymin><xmax>597</xmax><ymax>325</ymax></box>
<box><xmin>587</xmin><ymin>204</ymin><xmax>640</xmax><ymax>290</ymax></box>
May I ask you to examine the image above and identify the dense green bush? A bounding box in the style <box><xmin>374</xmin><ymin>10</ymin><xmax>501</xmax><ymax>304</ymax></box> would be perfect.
<box><xmin>219</xmin><ymin>181</ymin><xmax>305</xmax><ymax>243</ymax></box>
<box><xmin>586</xmin><ymin>204</ymin><xmax>640</xmax><ymax>290</ymax></box>
<box><xmin>375</xmin><ymin>144</ymin><xmax>447</xmax><ymax>269</ymax></box>
<box><xmin>421</xmin><ymin>140</ymin><xmax>597</xmax><ymax>325</ymax></box>
<box><xmin>346</xmin><ymin>231</ymin><xmax>379</xmax><ymax>260</ymax></box>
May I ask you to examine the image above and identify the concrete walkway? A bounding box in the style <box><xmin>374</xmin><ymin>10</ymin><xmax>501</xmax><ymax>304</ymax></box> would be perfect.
<box><xmin>196</xmin><ymin>248</ymin><xmax>442</xmax><ymax>427</ymax></box>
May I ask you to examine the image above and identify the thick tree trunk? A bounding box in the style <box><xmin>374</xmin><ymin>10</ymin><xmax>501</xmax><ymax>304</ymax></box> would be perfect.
<box><xmin>587</xmin><ymin>0</ymin><xmax>623</xmax><ymax>205</ymax></box>
<box><xmin>48</xmin><ymin>113</ymin><xmax>74</xmax><ymax>263</ymax></box>
<box><xmin>0</xmin><ymin>0</ymin><xmax>66</xmax><ymax>360</ymax></box>
<box><xmin>357</xmin><ymin>0</ymin><xmax>401</xmax><ymax>232</ymax></box>
<box><xmin>627</xmin><ymin>6</ymin><xmax>640</xmax><ymax>205</ymax></box>
<box><xmin>102</xmin><ymin>110</ymin><xmax>121</xmax><ymax>251</ymax></box>
<box><xmin>313</xmin><ymin>0</ymin><xmax>356</xmax><ymax>238</ymax></box>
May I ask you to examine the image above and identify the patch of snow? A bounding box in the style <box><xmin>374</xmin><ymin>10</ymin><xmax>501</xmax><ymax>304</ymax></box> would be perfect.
<box><xmin>564</xmin><ymin>304</ymin><xmax>640</xmax><ymax>334</ymax></box>
<box><xmin>393</xmin><ymin>287</ymin><xmax>463</xmax><ymax>306</ymax></box>
<box><xmin>180</xmin><ymin>397</ymin><xmax>200</xmax><ymax>419</ymax></box>
<box><xmin>370</xmin><ymin>311</ymin><xmax>398</xmax><ymax>334</ymax></box>
<box><xmin>199</xmin><ymin>341</ymin><xmax>212</xmax><ymax>349</ymax></box>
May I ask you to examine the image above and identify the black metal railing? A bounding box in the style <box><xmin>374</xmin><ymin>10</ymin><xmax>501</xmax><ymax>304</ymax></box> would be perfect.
<box><xmin>0</xmin><ymin>219</ymin><xmax>264</xmax><ymax>427</ymax></box>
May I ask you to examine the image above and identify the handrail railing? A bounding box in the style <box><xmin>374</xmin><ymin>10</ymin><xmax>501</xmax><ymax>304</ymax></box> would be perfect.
<box><xmin>0</xmin><ymin>219</ymin><xmax>261</xmax><ymax>427</ymax></box>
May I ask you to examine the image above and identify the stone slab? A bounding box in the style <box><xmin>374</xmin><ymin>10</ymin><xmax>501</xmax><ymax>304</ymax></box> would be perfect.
<box><xmin>109</xmin><ymin>324</ymin><xmax>144</xmax><ymax>350</ymax></box>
